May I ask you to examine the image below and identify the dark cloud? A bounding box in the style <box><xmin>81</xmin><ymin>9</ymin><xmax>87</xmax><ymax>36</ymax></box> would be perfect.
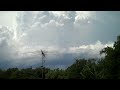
<box><xmin>0</xmin><ymin>11</ymin><xmax>119</xmax><ymax>69</ymax></box>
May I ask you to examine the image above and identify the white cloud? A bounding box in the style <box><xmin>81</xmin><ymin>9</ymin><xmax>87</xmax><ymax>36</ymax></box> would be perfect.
<box><xmin>0</xmin><ymin>25</ymin><xmax>115</xmax><ymax>68</ymax></box>
<box><xmin>0</xmin><ymin>26</ymin><xmax>19</xmax><ymax>61</ymax></box>
<box><xmin>0</xmin><ymin>11</ymin><xmax>119</xmax><ymax>69</ymax></box>
<box><xmin>74</xmin><ymin>11</ymin><xmax>95</xmax><ymax>25</ymax></box>
<box><xmin>0</xmin><ymin>11</ymin><xmax>17</xmax><ymax>30</ymax></box>
<box><xmin>68</xmin><ymin>40</ymin><xmax>114</xmax><ymax>58</ymax></box>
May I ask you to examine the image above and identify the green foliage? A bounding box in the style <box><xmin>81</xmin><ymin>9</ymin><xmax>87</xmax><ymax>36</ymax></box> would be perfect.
<box><xmin>80</xmin><ymin>59</ymin><xmax>105</xmax><ymax>79</ymax></box>
<box><xmin>66</xmin><ymin>59</ymin><xmax>87</xmax><ymax>79</ymax></box>
<box><xmin>0</xmin><ymin>69</ymin><xmax>6</xmax><ymax>79</ymax></box>
<box><xmin>99</xmin><ymin>35</ymin><xmax>120</xmax><ymax>79</ymax></box>
<box><xmin>46</xmin><ymin>68</ymin><xmax>67</xmax><ymax>79</ymax></box>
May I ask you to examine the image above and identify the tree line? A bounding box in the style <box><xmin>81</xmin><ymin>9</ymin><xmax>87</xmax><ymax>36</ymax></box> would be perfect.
<box><xmin>0</xmin><ymin>36</ymin><xmax>120</xmax><ymax>79</ymax></box>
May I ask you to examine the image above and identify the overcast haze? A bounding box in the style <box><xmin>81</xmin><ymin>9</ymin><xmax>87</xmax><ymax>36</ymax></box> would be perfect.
<box><xmin>0</xmin><ymin>11</ymin><xmax>119</xmax><ymax>69</ymax></box>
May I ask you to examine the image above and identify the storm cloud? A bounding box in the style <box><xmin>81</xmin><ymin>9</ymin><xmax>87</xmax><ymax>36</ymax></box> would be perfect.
<box><xmin>0</xmin><ymin>11</ymin><xmax>119</xmax><ymax>69</ymax></box>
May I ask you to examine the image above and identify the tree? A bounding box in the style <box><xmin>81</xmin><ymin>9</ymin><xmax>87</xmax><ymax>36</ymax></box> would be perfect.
<box><xmin>66</xmin><ymin>59</ymin><xmax>87</xmax><ymax>79</ymax></box>
<box><xmin>100</xmin><ymin>35</ymin><xmax>120</xmax><ymax>79</ymax></box>
<box><xmin>80</xmin><ymin>59</ymin><xmax>105</xmax><ymax>79</ymax></box>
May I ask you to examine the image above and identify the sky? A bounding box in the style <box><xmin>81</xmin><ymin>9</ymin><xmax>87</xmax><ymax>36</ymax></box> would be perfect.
<box><xmin>0</xmin><ymin>11</ymin><xmax>119</xmax><ymax>69</ymax></box>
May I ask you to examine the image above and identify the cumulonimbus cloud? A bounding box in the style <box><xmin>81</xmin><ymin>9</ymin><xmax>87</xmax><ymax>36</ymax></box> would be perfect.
<box><xmin>0</xmin><ymin>11</ymin><xmax>118</xmax><ymax>69</ymax></box>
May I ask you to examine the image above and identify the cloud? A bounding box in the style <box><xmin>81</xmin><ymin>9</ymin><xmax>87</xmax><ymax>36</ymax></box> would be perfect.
<box><xmin>15</xmin><ymin>11</ymin><xmax>98</xmax><ymax>48</ymax></box>
<box><xmin>0</xmin><ymin>12</ymin><xmax>17</xmax><ymax>30</ymax></box>
<box><xmin>14</xmin><ymin>40</ymin><xmax>113</xmax><ymax>69</ymax></box>
<box><xmin>74</xmin><ymin>11</ymin><xmax>93</xmax><ymax>24</ymax></box>
<box><xmin>0</xmin><ymin>11</ymin><xmax>119</xmax><ymax>69</ymax></box>
<box><xmin>0</xmin><ymin>26</ymin><xmax>19</xmax><ymax>68</ymax></box>
<box><xmin>68</xmin><ymin>40</ymin><xmax>114</xmax><ymax>58</ymax></box>
<box><xmin>0</xmin><ymin>25</ymin><xmax>114</xmax><ymax>69</ymax></box>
